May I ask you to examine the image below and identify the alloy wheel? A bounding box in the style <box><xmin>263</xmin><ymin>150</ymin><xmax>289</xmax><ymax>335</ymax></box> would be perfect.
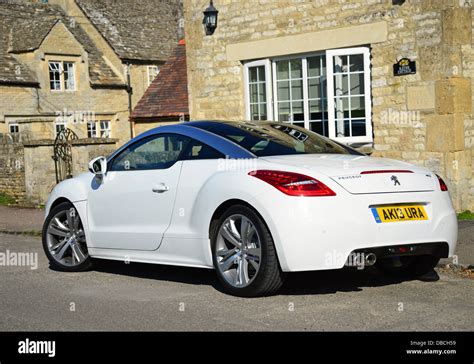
<box><xmin>46</xmin><ymin>207</ymin><xmax>89</xmax><ymax>267</ymax></box>
<box><xmin>215</xmin><ymin>214</ymin><xmax>262</xmax><ymax>288</ymax></box>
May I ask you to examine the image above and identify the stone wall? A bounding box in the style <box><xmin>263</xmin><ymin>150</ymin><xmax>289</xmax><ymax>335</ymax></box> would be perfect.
<box><xmin>183</xmin><ymin>0</ymin><xmax>474</xmax><ymax>211</ymax></box>
<box><xmin>23</xmin><ymin>142</ymin><xmax>57</xmax><ymax>206</ymax></box>
<box><xmin>0</xmin><ymin>138</ymin><xmax>25</xmax><ymax>203</ymax></box>
<box><xmin>21</xmin><ymin>138</ymin><xmax>118</xmax><ymax>205</ymax></box>
<box><xmin>0</xmin><ymin>85</ymin><xmax>40</xmax><ymax>136</ymax></box>
<box><xmin>462</xmin><ymin>9</ymin><xmax>474</xmax><ymax>213</ymax></box>
<box><xmin>70</xmin><ymin>139</ymin><xmax>118</xmax><ymax>176</ymax></box>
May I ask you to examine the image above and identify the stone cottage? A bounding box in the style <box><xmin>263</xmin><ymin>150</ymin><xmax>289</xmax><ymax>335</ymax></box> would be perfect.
<box><xmin>0</xmin><ymin>0</ymin><xmax>183</xmax><ymax>144</ymax></box>
<box><xmin>183</xmin><ymin>0</ymin><xmax>474</xmax><ymax>211</ymax></box>
<box><xmin>0</xmin><ymin>0</ymin><xmax>182</xmax><ymax>204</ymax></box>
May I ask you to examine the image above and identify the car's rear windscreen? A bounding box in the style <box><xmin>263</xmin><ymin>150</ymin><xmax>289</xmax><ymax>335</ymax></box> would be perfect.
<box><xmin>189</xmin><ymin>121</ymin><xmax>361</xmax><ymax>157</ymax></box>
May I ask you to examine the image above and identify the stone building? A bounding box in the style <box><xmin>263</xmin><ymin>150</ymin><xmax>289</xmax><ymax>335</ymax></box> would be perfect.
<box><xmin>0</xmin><ymin>0</ymin><xmax>182</xmax><ymax>204</ymax></box>
<box><xmin>131</xmin><ymin>39</ymin><xmax>189</xmax><ymax>134</ymax></box>
<box><xmin>0</xmin><ymin>0</ymin><xmax>183</xmax><ymax>144</ymax></box>
<box><xmin>183</xmin><ymin>0</ymin><xmax>474</xmax><ymax>211</ymax></box>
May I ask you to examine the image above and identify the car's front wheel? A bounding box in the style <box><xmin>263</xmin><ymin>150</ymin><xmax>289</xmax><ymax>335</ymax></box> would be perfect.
<box><xmin>376</xmin><ymin>255</ymin><xmax>440</xmax><ymax>278</ymax></box>
<box><xmin>211</xmin><ymin>204</ymin><xmax>285</xmax><ymax>297</ymax></box>
<box><xmin>42</xmin><ymin>201</ymin><xmax>92</xmax><ymax>272</ymax></box>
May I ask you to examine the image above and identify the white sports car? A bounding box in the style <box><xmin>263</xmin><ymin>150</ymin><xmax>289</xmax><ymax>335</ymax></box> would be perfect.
<box><xmin>42</xmin><ymin>121</ymin><xmax>458</xmax><ymax>297</ymax></box>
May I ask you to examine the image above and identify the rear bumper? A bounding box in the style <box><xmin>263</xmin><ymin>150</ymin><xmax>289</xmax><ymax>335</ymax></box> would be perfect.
<box><xmin>249</xmin><ymin>188</ymin><xmax>458</xmax><ymax>272</ymax></box>
<box><xmin>350</xmin><ymin>242</ymin><xmax>449</xmax><ymax>260</ymax></box>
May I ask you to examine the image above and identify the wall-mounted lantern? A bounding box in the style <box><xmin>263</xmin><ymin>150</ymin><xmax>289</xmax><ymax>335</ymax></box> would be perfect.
<box><xmin>203</xmin><ymin>1</ymin><xmax>218</xmax><ymax>36</ymax></box>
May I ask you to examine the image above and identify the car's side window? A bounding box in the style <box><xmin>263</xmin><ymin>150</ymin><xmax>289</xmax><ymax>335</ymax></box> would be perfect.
<box><xmin>110</xmin><ymin>134</ymin><xmax>189</xmax><ymax>171</ymax></box>
<box><xmin>180</xmin><ymin>138</ymin><xmax>225</xmax><ymax>160</ymax></box>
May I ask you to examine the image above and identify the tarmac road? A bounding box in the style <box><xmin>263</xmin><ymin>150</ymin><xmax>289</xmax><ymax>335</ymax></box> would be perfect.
<box><xmin>0</xmin><ymin>233</ymin><xmax>472</xmax><ymax>331</ymax></box>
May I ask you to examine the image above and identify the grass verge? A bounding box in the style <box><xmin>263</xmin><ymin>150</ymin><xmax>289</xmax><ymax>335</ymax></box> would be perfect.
<box><xmin>0</xmin><ymin>192</ymin><xmax>15</xmax><ymax>206</ymax></box>
<box><xmin>458</xmin><ymin>210</ymin><xmax>474</xmax><ymax>220</ymax></box>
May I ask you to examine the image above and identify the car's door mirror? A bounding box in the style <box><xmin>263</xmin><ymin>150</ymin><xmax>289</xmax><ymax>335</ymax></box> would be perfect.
<box><xmin>88</xmin><ymin>156</ymin><xmax>107</xmax><ymax>176</ymax></box>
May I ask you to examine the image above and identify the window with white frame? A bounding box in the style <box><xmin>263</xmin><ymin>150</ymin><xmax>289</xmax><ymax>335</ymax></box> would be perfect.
<box><xmin>99</xmin><ymin>120</ymin><xmax>111</xmax><ymax>138</ymax></box>
<box><xmin>87</xmin><ymin>121</ymin><xmax>97</xmax><ymax>138</ymax></box>
<box><xmin>244</xmin><ymin>60</ymin><xmax>272</xmax><ymax>121</ymax></box>
<box><xmin>244</xmin><ymin>47</ymin><xmax>372</xmax><ymax>143</ymax></box>
<box><xmin>55</xmin><ymin>122</ymin><xmax>66</xmax><ymax>136</ymax></box>
<box><xmin>307</xmin><ymin>55</ymin><xmax>328</xmax><ymax>136</ymax></box>
<box><xmin>48</xmin><ymin>61</ymin><xmax>76</xmax><ymax>91</ymax></box>
<box><xmin>63</xmin><ymin>62</ymin><xmax>76</xmax><ymax>91</ymax></box>
<box><xmin>274</xmin><ymin>58</ymin><xmax>305</xmax><ymax>127</ymax></box>
<box><xmin>49</xmin><ymin>62</ymin><xmax>61</xmax><ymax>91</ymax></box>
<box><xmin>9</xmin><ymin>123</ymin><xmax>19</xmax><ymax>134</ymax></box>
<box><xmin>147</xmin><ymin>65</ymin><xmax>160</xmax><ymax>87</ymax></box>
<box><xmin>87</xmin><ymin>120</ymin><xmax>111</xmax><ymax>138</ymax></box>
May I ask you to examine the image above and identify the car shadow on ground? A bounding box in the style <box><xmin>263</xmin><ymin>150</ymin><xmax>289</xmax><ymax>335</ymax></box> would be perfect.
<box><xmin>83</xmin><ymin>259</ymin><xmax>440</xmax><ymax>296</ymax></box>
<box><xmin>90</xmin><ymin>259</ymin><xmax>223</xmax><ymax>290</ymax></box>
<box><xmin>280</xmin><ymin>268</ymin><xmax>439</xmax><ymax>296</ymax></box>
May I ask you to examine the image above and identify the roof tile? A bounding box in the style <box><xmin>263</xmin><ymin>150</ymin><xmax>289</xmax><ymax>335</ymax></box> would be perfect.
<box><xmin>75</xmin><ymin>0</ymin><xmax>183</xmax><ymax>62</ymax></box>
<box><xmin>131</xmin><ymin>41</ymin><xmax>188</xmax><ymax>120</ymax></box>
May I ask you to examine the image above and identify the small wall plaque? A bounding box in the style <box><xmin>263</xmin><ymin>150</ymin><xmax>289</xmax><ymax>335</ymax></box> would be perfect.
<box><xmin>393</xmin><ymin>58</ymin><xmax>416</xmax><ymax>76</ymax></box>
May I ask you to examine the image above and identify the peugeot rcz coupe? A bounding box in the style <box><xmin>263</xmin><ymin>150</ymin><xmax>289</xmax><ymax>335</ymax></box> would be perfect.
<box><xmin>42</xmin><ymin>121</ymin><xmax>457</xmax><ymax>297</ymax></box>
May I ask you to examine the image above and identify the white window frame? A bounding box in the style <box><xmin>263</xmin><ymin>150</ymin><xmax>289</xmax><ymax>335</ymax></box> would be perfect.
<box><xmin>271</xmin><ymin>52</ymin><xmax>324</xmax><ymax>128</ymax></box>
<box><xmin>49</xmin><ymin>61</ymin><xmax>76</xmax><ymax>92</ymax></box>
<box><xmin>49</xmin><ymin>61</ymin><xmax>62</xmax><ymax>91</ymax></box>
<box><xmin>9</xmin><ymin>122</ymin><xmax>19</xmax><ymax>134</ymax></box>
<box><xmin>63</xmin><ymin>62</ymin><xmax>76</xmax><ymax>91</ymax></box>
<box><xmin>244</xmin><ymin>59</ymin><xmax>273</xmax><ymax>121</ymax></box>
<box><xmin>99</xmin><ymin>120</ymin><xmax>111</xmax><ymax>138</ymax></box>
<box><xmin>147</xmin><ymin>65</ymin><xmax>160</xmax><ymax>87</ymax></box>
<box><xmin>55</xmin><ymin>122</ymin><xmax>66</xmax><ymax>136</ymax></box>
<box><xmin>244</xmin><ymin>47</ymin><xmax>373</xmax><ymax>144</ymax></box>
<box><xmin>87</xmin><ymin>121</ymin><xmax>97</xmax><ymax>138</ymax></box>
<box><xmin>326</xmin><ymin>47</ymin><xmax>372</xmax><ymax>144</ymax></box>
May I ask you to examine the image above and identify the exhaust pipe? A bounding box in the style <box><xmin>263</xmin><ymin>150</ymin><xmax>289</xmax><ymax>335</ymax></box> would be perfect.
<box><xmin>346</xmin><ymin>251</ymin><xmax>377</xmax><ymax>268</ymax></box>
<box><xmin>364</xmin><ymin>253</ymin><xmax>377</xmax><ymax>266</ymax></box>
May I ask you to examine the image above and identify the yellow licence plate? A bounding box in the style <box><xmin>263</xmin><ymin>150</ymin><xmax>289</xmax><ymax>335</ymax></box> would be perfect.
<box><xmin>371</xmin><ymin>205</ymin><xmax>428</xmax><ymax>223</ymax></box>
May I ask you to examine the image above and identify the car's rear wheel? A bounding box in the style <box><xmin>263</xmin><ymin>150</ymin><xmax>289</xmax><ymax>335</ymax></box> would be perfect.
<box><xmin>376</xmin><ymin>255</ymin><xmax>440</xmax><ymax>278</ymax></box>
<box><xmin>42</xmin><ymin>202</ymin><xmax>92</xmax><ymax>272</ymax></box>
<box><xmin>211</xmin><ymin>204</ymin><xmax>285</xmax><ymax>297</ymax></box>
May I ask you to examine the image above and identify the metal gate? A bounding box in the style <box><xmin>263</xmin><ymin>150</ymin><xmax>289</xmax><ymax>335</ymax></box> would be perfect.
<box><xmin>52</xmin><ymin>128</ymin><xmax>78</xmax><ymax>184</ymax></box>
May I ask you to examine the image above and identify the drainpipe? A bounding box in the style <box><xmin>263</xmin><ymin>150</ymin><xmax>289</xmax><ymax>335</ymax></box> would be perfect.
<box><xmin>35</xmin><ymin>88</ymin><xmax>40</xmax><ymax>113</ymax></box>
<box><xmin>126</xmin><ymin>62</ymin><xmax>134</xmax><ymax>139</ymax></box>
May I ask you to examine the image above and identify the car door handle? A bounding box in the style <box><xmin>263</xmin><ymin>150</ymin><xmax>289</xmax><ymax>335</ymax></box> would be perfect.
<box><xmin>152</xmin><ymin>183</ymin><xmax>170</xmax><ymax>193</ymax></box>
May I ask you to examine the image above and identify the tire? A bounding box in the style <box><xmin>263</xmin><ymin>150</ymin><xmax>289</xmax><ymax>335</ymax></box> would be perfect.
<box><xmin>376</xmin><ymin>255</ymin><xmax>440</xmax><ymax>279</ymax></box>
<box><xmin>42</xmin><ymin>201</ymin><xmax>92</xmax><ymax>272</ymax></box>
<box><xmin>210</xmin><ymin>204</ymin><xmax>285</xmax><ymax>297</ymax></box>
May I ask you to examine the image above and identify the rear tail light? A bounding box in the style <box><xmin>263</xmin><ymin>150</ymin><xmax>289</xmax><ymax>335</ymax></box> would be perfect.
<box><xmin>436</xmin><ymin>174</ymin><xmax>448</xmax><ymax>191</ymax></box>
<box><xmin>248</xmin><ymin>170</ymin><xmax>336</xmax><ymax>197</ymax></box>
